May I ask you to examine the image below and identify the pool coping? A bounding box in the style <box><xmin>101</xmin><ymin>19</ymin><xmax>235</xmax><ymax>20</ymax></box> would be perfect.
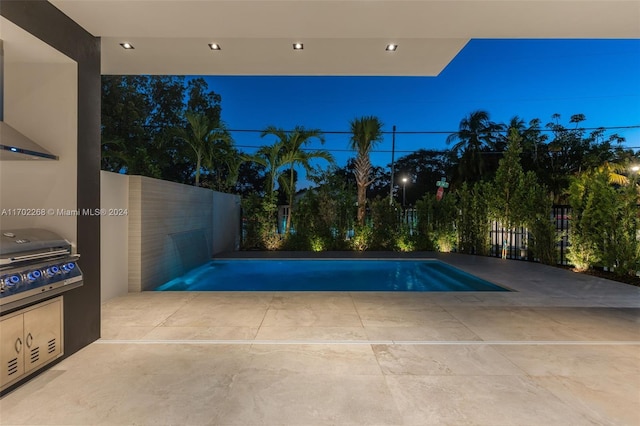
<box><xmin>212</xmin><ymin>251</ymin><xmax>640</xmax><ymax>308</ymax></box>
<box><xmin>164</xmin><ymin>254</ymin><xmax>513</xmax><ymax>293</ymax></box>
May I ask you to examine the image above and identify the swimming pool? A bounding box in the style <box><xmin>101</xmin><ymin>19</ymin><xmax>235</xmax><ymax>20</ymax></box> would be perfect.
<box><xmin>155</xmin><ymin>259</ymin><xmax>509</xmax><ymax>292</ymax></box>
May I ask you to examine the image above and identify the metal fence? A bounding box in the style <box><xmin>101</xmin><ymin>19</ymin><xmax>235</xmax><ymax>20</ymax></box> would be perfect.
<box><xmin>265</xmin><ymin>204</ymin><xmax>573</xmax><ymax>265</ymax></box>
<box><xmin>488</xmin><ymin>205</ymin><xmax>571</xmax><ymax>265</ymax></box>
<box><xmin>553</xmin><ymin>205</ymin><xmax>571</xmax><ymax>265</ymax></box>
<box><xmin>489</xmin><ymin>223</ymin><xmax>530</xmax><ymax>260</ymax></box>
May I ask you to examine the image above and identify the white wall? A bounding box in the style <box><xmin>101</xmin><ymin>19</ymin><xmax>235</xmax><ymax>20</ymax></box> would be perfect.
<box><xmin>0</xmin><ymin>44</ymin><xmax>78</xmax><ymax>244</ymax></box>
<box><xmin>100</xmin><ymin>171</ymin><xmax>129</xmax><ymax>302</ymax></box>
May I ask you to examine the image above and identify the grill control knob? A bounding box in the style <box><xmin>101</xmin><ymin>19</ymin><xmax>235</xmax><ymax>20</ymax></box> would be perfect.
<box><xmin>45</xmin><ymin>266</ymin><xmax>60</xmax><ymax>277</ymax></box>
<box><xmin>62</xmin><ymin>262</ymin><xmax>76</xmax><ymax>272</ymax></box>
<box><xmin>4</xmin><ymin>275</ymin><xmax>20</xmax><ymax>287</ymax></box>
<box><xmin>27</xmin><ymin>270</ymin><xmax>42</xmax><ymax>281</ymax></box>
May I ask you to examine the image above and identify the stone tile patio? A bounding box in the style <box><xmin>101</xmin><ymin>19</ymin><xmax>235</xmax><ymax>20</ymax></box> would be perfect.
<box><xmin>1</xmin><ymin>253</ymin><xmax>638</xmax><ymax>425</ymax></box>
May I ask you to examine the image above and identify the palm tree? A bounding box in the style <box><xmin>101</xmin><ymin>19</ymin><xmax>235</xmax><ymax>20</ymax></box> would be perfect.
<box><xmin>446</xmin><ymin>110</ymin><xmax>504</xmax><ymax>182</ymax></box>
<box><xmin>349</xmin><ymin>116</ymin><xmax>384</xmax><ymax>226</ymax></box>
<box><xmin>201</xmin><ymin>122</ymin><xmax>239</xmax><ymax>191</ymax></box>
<box><xmin>175</xmin><ymin>110</ymin><xmax>229</xmax><ymax>186</ymax></box>
<box><xmin>261</xmin><ymin>126</ymin><xmax>333</xmax><ymax>234</ymax></box>
<box><xmin>243</xmin><ymin>141</ymin><xmax>285</xmax><ymax>197</ymax></box>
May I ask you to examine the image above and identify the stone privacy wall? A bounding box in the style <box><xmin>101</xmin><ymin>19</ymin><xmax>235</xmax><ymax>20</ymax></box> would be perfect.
<box><xmin>212</xmin><ymin>191</ymin><xmax>241</xmax><ymax>254</ymax></box>
<box><xmin>127</xmin><ymin>176</ymin><xmax>215</xmax><ymax>292</ymax></box>
<box><xmin>100</xmin><ymin>171</ymin><xmax>129</xmax><ymax>301</ymax></box>
<box><xmin>100</xmin><ymin>172</ymin><xmax>240</xmax><ymax>297</ymax></box>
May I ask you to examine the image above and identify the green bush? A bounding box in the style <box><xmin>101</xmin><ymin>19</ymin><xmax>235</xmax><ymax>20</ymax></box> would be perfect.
<box><xmin>568</xmin><ymin>168</ymin><xmax>639</xmax><ymax>275</ymax></box>
<box><xmin>456</xmin><ymin>182</ymin><xmax>491</xmax><ymax>255</ymax></box>
<box><xmin>369</xmin><ymin>197</ymin><xmax>401</xmax><ymax>250</ymax></box>
<box><xmin>395</xmin><ymin>226</ymin><xmax>416</xmax><ymax>252</ymax></box>
<box><xmin>242</xmin><ymin>192</ymin><xmax>279</xmax><ymax>250</ymax></box>
<box><xmin>415</xmin><ymin>192</ymin><xmax>457</xmax><ymax>252</ymax></box>
<box><xmin>351</xmin><ymin>225</ymin><xmax>372</xmax><ymax>251</ymax></box>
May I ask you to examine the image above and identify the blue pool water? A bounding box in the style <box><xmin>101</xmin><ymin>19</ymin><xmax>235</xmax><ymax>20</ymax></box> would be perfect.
<box><xmin>155</xmin><ymin>259</ymin><xmax>509</xmax><ymax>292</ymax></box>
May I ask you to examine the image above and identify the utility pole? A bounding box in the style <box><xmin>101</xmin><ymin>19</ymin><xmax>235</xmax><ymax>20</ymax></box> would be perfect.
<box><xmin>389</xmin><ymin>125</ymin><xmax>396</xmax><ymax>204</ymax></box>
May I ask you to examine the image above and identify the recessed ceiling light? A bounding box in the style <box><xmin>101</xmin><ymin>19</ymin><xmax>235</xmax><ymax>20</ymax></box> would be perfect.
<box><xmin>293</xmin><ymin>43</ymin><xmax>304</xmax><ymax>50</ymax></box>
<box><xmin>120</xmin><ymin>42</ymin><xmax>134</xmax><ymax>50</ymax></box>
<box><xmin>208</xmin><ymin>43</ymin><xmax>221</xmax><ymax>51</ymax></box>
<box><xmin>385</xmin><ymin>44</ymin><xmax>398</xmax><ymax>51</ymax></box>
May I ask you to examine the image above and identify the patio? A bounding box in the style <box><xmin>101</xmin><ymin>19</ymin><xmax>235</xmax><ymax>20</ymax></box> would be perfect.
<box><xmin>0</xmin><ymin>253</ymin><xmax>638</xmax><ymax>425</ymax></box>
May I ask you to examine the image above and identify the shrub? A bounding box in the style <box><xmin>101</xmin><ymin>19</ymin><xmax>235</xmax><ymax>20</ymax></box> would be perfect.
<box><xmin>242</xmin><ymin>192</ymin><xmax>279</xmax><ymax>250</ymax></box>
<box><xmin>351</xmin><ymin>225</ymin><xmax>372</xmax><ymax>251</ymax></box>
<box><xmin>457</xmin><ymin>182</ymin><xmax>491</xmax><ymax>255</ymax></box>
<box><xmin>415</xmin><ymin>192</ymin><xmax>456</xmax><ymax>252</ymax></box>
<box><xmin>567</xmin><ymin>167</ymin><xmax>639</xmax><ymax>275</ymax></box>
<box><xmin>395</xmin><ymin>226</ymin><xmax>416</xmax><ymax>252</ymax></box>
<box><xmin>369</xmin><ymin>197</ymin><xmax>401</xmax><ymax>250</ymax></box>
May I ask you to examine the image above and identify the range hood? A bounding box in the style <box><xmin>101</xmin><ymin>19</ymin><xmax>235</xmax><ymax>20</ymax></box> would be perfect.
<box><xmin>0</xmin><ymin>39</ymin><xmax>58</xmax><ymax>161</ymax></box>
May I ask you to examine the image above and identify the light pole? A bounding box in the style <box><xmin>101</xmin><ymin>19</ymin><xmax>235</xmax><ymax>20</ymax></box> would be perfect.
<box><xmin>389</xmin><ymin>125</ymin><xmax>396</xmax><ymax>204</ymax></box>
<box><xmin>402</xmin><ymin>177</ymin><xmax>407</xmax><ymax>207</ymax></box>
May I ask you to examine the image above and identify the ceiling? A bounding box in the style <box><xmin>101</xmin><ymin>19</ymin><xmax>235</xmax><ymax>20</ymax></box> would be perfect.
<box><xmin>48</xmin><ymin>1</ymin><xmax>640</xmax><ymax>76</ymax></box>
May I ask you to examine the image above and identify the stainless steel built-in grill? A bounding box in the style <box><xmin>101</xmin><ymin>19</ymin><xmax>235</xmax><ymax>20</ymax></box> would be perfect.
<box><xmin>0</xmin><ymin>229</ymin><xmax>82</xmax><ymax>313</ymax></box>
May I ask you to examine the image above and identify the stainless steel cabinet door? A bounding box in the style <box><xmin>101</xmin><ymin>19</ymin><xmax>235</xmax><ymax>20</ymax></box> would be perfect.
<box><xmin>23</xmin><ymin>298</ymin><xmax>62</xmax><ymax>373</ymax></box>
<box><xmin>0</xmin><ymin>314</ymin><xmax>25</xmax><ymax>388</ymax></box>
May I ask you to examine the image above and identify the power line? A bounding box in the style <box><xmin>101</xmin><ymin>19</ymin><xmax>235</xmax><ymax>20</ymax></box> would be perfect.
<box><xmin>141</xmin><ymin>123</ymin><xmax>640</xmax><ymax>134</ymax></box>
<box><xmin>236</xmin><ymin>145</ymin><xmax>639</xmax><ymax>155</ymax></box>
<box><xmin>227</xmin><ymin>125</ymin><xmax>640</xmax><ymax>135</ymax></box>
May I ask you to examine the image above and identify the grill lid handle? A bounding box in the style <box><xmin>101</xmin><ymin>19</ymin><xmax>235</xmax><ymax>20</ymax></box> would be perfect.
<box><xmin>0</xmin><ymin>248</ymin><xmax>71</xmax><ymax>266</ymax></box>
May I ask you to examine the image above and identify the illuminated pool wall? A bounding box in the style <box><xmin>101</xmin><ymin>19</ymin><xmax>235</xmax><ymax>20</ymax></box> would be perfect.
<box><xmin>101</xmin><ymin>172</ymin><xmax>241</xmax><ymax>299</ymax></box>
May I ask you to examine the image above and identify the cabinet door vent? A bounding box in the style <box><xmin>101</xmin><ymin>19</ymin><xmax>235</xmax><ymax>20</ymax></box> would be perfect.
<box><xmin>47</xmin><ymin>339</ymin><xmax>57</xmax><ymax>354</ymax></box>
<box><xmin>7</xmin><ymin>358</ymin><xmax>18</xmax><ymax>376</ymax></box>
<box><xmin>30</xmin><ymin>347</ymin><xmax>40</xmax><ymax>364</ymax></box>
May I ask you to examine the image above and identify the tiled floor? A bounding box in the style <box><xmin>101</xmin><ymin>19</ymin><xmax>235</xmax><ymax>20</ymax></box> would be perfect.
<box><xmin>1</xmin><ymin>253</ymin><xmax>639</xmax><ymax>425</ymax></box>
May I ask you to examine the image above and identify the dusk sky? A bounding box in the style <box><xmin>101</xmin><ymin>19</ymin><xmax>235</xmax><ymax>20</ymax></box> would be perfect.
<box><xmin>197</xmin><ymin>39</ymin><xmax>640</xmax><ymax>178</ymax></box>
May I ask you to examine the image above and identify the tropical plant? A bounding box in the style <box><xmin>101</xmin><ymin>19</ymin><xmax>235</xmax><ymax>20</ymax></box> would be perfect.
<box><xmin>542</xmin><ymin>113</ymin><xmax>626</xmax><ymax>203</ymax></box>
<box><xmin>525</xmin><ymin>177</ymin><xmax>558</xmax><ymax>265</ymax></box>
<box><xmin>174</xmin><ymin>110</ymin><xmax>230</xmax><ymax>185</ymax></box>
<box><xmin>568</xmin><ymin>167</ymin><xmax>639</xmax><ymax>275</ymax></box>
<box><xmin>102</xmin><ymin>75</ymin><xmax>223</xmax><ymax>183</ymax></box>
<box><xmin>241</xmin><ymin>192</ymin><xmax>281</xmax><ymax>250</ymax></box>
<box><xmin>349</xmin><ymin>116</ymin><xmax>384</xmax><ymax>226</ymax></box>
<box><xmin>368</xmin><ymin>196</ymin><xmax>401</xmax><ymax>250</ymax></box>
<box><xmin>504</xmin><ymin>117</ymin><xmax>548</xmax><ymax>177</ymax></box>
<box><xmin>351</xmin><ymin>225</ymin><xmax>373</xmax><ymax>251</ymax></box>
<box><xmin>415</xmin><ymin>192</ymin><xmax>457</xmax><ymax>252</ymax></box>
<box><xmin>456</xmin><ymin>182</ymin><xmax>491</xmax><ymax>255</ymax></box>
<box><xmin>244</xmin><ymin>141</ymin><xmax>285</xmax><ymax>197</ymax></box>
<box><xmin>489</xmin><ymin>128</ymin><xmax>530</xmax><ymax>230</ymax></box>
<box><xmin>290</xmin><ymin>167</ymin><xmax>356</xmax><ymax>250</ymax></box>
<box><xmin>395</xmin><ymin>226</ymin><xmax>416</xmax><ymax>252</ymax></box>
<box><xmin>261</xmin><ymin>126</ymin><xmax>333</xmax><ymax>234</ymax></box>
<box><xmin>446</xmin><ymin>110</ymin><xmax>504</xmax><ymax>183</ymax></box>
<box><xmin>200</xmin><ymin>123</ymin><xmax>240</xmax><ymax>192</ymax></box>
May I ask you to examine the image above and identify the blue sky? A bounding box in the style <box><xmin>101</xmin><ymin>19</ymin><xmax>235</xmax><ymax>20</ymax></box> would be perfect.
<box><xmin>199</xmin><ymin>39</ymin><xmax>640</xmax><ymax>174</ymax></box>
